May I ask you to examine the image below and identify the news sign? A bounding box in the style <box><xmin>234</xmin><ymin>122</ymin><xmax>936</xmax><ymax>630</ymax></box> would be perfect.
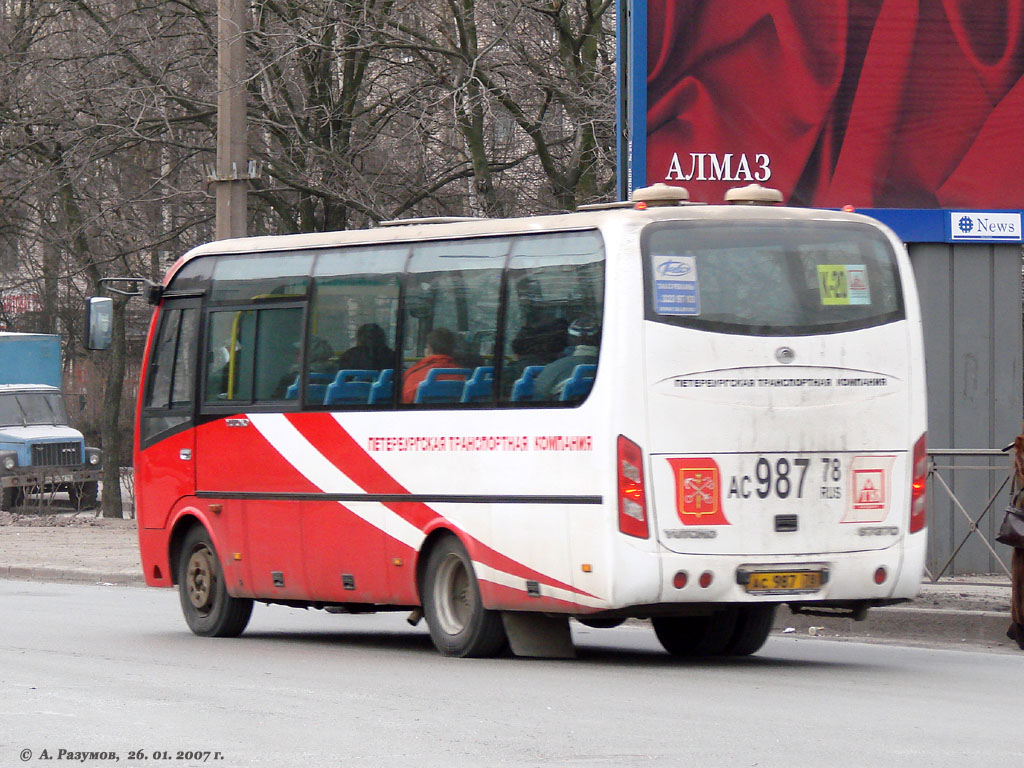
<box><xmin>629</xmin><ymin>1</ymin><xmax>1024</xmax><ymax>210</ymax></box>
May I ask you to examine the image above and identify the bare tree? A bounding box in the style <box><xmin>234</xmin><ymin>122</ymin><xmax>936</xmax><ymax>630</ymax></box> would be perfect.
<box><xmin>0</xmin><ymin>0</ymin><xmax>618</xmax><ymax>516</ymax></box>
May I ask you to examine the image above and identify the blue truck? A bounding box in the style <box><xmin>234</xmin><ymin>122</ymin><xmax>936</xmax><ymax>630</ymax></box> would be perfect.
<box><xmin>0</xmin><ymin>333</ymin><xmax>102</xmax><ymax>510</ymax></box>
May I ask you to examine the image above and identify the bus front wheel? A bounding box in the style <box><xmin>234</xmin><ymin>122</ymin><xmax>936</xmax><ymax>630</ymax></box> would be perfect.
<box><xmin>177</xmin><ymin>526</ymin><xmax>253</xmax><ymax>637</ymax></box>
<box><xmin>422</xmin><ymin>536</ymin><xmax>507</xmax><ymax>657</ymax></box>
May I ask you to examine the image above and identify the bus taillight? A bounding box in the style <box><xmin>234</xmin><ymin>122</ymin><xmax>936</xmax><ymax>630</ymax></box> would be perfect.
<box><xmin>909</xmin><ymin>433</ymin><xmax>928</xmax><ymax>533</ymax></box>
<box><xmin>617</xmin><ymin>435</ymin><xmax>650</xmax><ymax>538</ymax></box>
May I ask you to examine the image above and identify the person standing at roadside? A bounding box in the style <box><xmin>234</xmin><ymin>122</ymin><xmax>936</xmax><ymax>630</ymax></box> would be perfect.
<box><xmin>1008</xmin><ymin>429</ymin><xmax>1024</xmax><ymax>649</ymax></box>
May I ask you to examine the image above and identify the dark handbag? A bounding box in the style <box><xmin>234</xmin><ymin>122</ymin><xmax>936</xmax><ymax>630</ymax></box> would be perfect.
<box><xmin>997</xmin><ymin>505</ymin><xmax>1024</xmax><ymax>548</ymax></box>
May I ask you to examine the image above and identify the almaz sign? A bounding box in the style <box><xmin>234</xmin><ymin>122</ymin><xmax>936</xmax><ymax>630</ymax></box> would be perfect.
<box><xmin>664</xmin><ymin>152</ymin><xmax>771</xmax><ymax>183</ymax></box>
<box><xmin>950</xmin><ymin>212</ymin><xmax>1022</xmax><ymax>242</ymax></box>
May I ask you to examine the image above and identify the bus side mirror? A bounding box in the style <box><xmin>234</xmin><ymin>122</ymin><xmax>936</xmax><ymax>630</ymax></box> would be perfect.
<box><xmin>85</xmin><ymin>297</ymin><xmax>113</xmax><ymax>350</ymax></box>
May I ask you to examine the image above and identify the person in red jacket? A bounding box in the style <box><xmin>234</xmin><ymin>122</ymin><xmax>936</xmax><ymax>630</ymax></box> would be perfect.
<box><xmin>401</xmin><ymin>327</ymin><xmax>458</xmax><ymax>403</ymax></box>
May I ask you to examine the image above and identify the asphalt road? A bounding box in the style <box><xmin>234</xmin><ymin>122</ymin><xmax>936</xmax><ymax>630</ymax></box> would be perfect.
<box><xmin>1</xmin><ymin>581</ymin><xmax>1022</xmax><ymax>768</ymax></box>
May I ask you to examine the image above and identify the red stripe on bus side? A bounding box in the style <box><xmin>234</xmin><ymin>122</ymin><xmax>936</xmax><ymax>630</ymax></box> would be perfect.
<box><xmin>285</xmin><ymin>413</ymin><xmax>598</xmax><ymax>601</ymax></box>
<box><xmin>479</xmin><ymin>581</ymin><xmax>596</xmax><ymax>613</ymax></box>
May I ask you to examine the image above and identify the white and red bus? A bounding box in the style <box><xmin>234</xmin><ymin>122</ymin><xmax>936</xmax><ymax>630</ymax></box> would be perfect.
<box><xmin>89</xmin><ymin>183</ymin><xmax>928</xmax><ymax>658</ymax></box>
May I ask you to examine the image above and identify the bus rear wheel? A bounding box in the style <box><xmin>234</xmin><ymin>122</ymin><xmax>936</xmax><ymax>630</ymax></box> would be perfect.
<box><xmin>177</xmin><ymin>526</ymin><xmax>253</xmax><ymax>637</ymax></box>
<box><xmin>652</xmin><ymin>609</ymin><xmax>738</xmax><ymax>656</ymax></box>
<box><xmin>723</xmin><ymin>604</ymin><xmax>777</xmax><ymax>656</ymax></box>
<box><xmin>422</xmin><ymin>536</ymin><xmax>507</xmax><ymax>657</ymax></box>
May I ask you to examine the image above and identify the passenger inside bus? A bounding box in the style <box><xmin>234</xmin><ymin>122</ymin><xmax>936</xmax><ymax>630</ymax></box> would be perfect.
<box><xmin>336</xmin><ymin>323</ymin><xmax>394</xmax><ymax>372</ymax></box>
<box><xmin>533</xmin><ymin>316</ymin><xmax>599</xmax><ymax>401</ymax></box>
<box><xmin>504</xmin><ymin>318</ymin><xmax>568</xmax><ymax>395</ymax></box>
<box><xmin>273</xmin><ymin>335</ymin><xmax>334</xmax><ymax>398</ymax></box>
<box><xmin>401</xmin><ymin>327</ymin><xmax>459</xmax><ymax>403</ymax></box>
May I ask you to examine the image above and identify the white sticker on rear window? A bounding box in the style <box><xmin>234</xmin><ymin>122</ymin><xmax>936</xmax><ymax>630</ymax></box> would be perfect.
<box><xmin>817</xmin><ymin>264</ymin><xmax>871</xmax><ymax>306</ymax></box>
<box><xmin>652</xmin><ymin>254</ymin><xmax>700</xmax><ymax>316</ymax></box>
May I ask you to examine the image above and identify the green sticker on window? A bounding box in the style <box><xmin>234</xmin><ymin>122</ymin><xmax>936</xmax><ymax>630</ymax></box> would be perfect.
<box><xmin>818</xmin><ymin>265</ymin><xmax>870</xmax><ymax>305</ymax></box>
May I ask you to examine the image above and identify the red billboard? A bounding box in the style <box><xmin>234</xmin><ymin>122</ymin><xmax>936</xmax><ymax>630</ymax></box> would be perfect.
<box><xmin>644</xmin><ymin>1</ymin><xmax>1024</xmax><ymax>208</ymax></box>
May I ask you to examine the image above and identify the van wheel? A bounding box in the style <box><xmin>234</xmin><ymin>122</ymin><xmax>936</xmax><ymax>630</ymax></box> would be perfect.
<box><xmin>652</xmin><ymin>609</ymin><xmax>738</xmax><ymax>656</ymax></box>
<box><xmin>68</xmin><ymin>481</ymin><xmax>99</xmax><ymax>510</ymax></box>
<box><xmin>723</xmin><ymin>604</ymin><xmax>777</xmax><ymax>656</ymax></box>
<box><xmin>422</xmin><ymin>536</ymin><xmax>507</xmax><ymax>657</ymax></box>
<box><xmin>177</xmin><ymin>526</ymin><xmax>252</xmax><ymax>637</ymax></box>
<box><xmin>1</xmin><ymin>487</ymin><xmax>24</xmax><ymax>511</ymax></box>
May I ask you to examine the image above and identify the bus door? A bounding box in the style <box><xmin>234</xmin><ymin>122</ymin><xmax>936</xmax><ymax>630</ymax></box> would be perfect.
<box><xmin>137</xmin><ymin>298</ymin><xmax>201</xmax><ymax>530</ymax></box>
<box><xmin>640</xmin><ymin>219</ymin><xmax>918</xmax><ymax>567</ymax></box>
<box><xmin>197</xmin><ymin>291</ymin><xmax>311</xmax><ymax>598</ymax></box>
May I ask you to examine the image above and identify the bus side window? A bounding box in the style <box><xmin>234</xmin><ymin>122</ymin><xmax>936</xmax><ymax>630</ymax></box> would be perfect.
<box><xmin>145</xmin><ymin>308</ymin><xmax>182</xmax><ymax>410</ymax></box>
<box><xmin>205</xmin><ymin>310</ymin><xmax>253</xmax><ymax>402</ymax></box>
<box><xmin>499</xmin><ymin>231</ymin><xmax>605</xmax><ymax>404</ymax></box>
<box><xmin>401</xmin><ymin>238</ymin><xmax>508</xmax><ymax>406</ymax></box>
<box><xmin>310</xmin><ymin>245</ymin><xmax>406</xmax><ymax>408</ymax></box>
<box><xmin>170</xmin><ymin>309</ymin><xmax>199</xmax><ymax>408</ymax></box>
<box><xmin>254</xmin><ymin>307</ymin><xmax>306</xmax><ymax>400</ymax></box>
<box><xmin>204</xmin><ymin>307</ymin><xmax>304</xmax><ymax>403</ymax></box>
<box><xmin>141</xmin><ymin>306</ymin><xmax>199</xmax><ymax>444</ymax></box>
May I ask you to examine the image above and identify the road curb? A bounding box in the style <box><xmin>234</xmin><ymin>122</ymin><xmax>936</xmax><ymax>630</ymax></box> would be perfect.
<box><xmin>776</xmin><ymin>605</ymin><xmax>1014</xmax><ymax>647</ymax></box>
<box><xmin>0</xmin><ymin>565</ymin><xmax>144</xmax><ymax>587</ymax></box>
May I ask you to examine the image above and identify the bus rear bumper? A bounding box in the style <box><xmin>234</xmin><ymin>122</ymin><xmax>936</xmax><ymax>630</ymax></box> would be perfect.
<box><xmin>648</xmin><ymin>546</ymin><xmax>923</xmax><ymax>608</ymax></box>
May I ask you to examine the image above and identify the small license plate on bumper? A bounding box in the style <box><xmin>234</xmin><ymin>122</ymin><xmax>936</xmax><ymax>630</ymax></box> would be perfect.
<box><xmin>742</xmin><ymin>570</ymin><xmax>824</xmax><ymax>594</ymax></box>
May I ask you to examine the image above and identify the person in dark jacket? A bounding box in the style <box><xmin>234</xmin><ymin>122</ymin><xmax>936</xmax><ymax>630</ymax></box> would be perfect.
<box><xmin>1008</xmin><ymin>427</ymin><xmax>1024</xmax><ymax>650</ymax></box>
<box><xmin>336</xmin><ymin>323</ymin><xmax>394</xmax><ymax>372</ymax></box>
<box><xmin>533</xmin><ymin>316</ymin><xmax>599</xmax><ymax>401</ymax></box>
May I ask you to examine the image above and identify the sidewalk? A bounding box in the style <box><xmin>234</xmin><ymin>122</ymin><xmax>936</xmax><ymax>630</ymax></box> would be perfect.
<box><xmin>0</xmin><ymin>511</ymin><xmax>1020</xmax><ymax>652</ymax></box>
<box><xmin>0</xmin><ymin>512</ymin><xmax>142</xmax><ymax>586</ymax></box>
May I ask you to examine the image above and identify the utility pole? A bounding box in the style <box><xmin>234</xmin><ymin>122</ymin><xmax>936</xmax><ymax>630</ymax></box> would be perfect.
<box><xmin>215</xmin><ymin>0</ymin><xmax>248</xmax><ymax>239</ymax></box>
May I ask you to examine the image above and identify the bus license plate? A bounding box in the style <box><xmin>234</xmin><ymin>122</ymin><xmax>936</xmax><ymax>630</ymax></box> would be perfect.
<box><xmin>745</xmin><ymin>570</ymin><xmax>822</xmax><ymax>594</ymax></box>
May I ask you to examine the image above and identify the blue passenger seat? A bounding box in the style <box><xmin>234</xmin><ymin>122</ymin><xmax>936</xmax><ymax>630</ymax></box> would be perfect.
<box><xmin>510</xmin><ymin>365</ymin><xmax>545</xmax><ymax>402</ymax></box>
<box><xmin>461</xmin><ymin>366</ymin><xmax>494</xmax><ymax>403</ymax></box>
<box><xmin>368</xmin><ymin>369</ymin><xmax>394</xmax><ymax>404</ymax></box>
<box><xmin>559</xmin><ymin>364</ymin><xmax>596</xmax><ymax>402</ymax></box>
<box><xmin>285</xmin><ymin>372</ymin><xmax>333</xmax><ymax>401</ymax></box>
<box><xmin>324</xmin><ymin>369</ymin><xmax>377</xmax><ymax>405</ymax></box>
<box><xmin>414</xmin><ymin>368</ymin><xmax>472</xmax><ymax>404</ymax></box>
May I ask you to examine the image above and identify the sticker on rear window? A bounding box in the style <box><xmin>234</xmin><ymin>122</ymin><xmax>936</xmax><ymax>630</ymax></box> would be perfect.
<box><xmin>817</xmin><ymin>264</ymin><xmax>871</xmax><ymax>306</ymax></box>
<box><xmin>652</xmin><ymin>254</ymin><xmax>700</xmax><ymax>316</ymax></box>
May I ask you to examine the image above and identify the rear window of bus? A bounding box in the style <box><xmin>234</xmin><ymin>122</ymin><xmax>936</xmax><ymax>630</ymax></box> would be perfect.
<box><xmin>641</xmin><ymin>221</ymin><xmax>904</xmax><ymax>336</ymax></box>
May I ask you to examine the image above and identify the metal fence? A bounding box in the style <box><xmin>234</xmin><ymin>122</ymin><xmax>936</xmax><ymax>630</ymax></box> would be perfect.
<box><xmin>927</xmin><ymin>448</ymin><xmax>1015</xmax><ymax>580</ymax></box>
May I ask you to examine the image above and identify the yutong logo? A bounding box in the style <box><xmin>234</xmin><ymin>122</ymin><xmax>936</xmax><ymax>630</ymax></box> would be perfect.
<box><xmin>656</xmin><ymin>259</ymin><xmax>693</xmax><ymax>278</ymax></box>
<box><xmin>664</xmin><ymin>528</ymin><xmax>718</xmax><ymax>539</ymax></box>
<box><xmin>664</xmin><ymin>152</ymin><xmax>772</xmax><ymax>183</ymax></box>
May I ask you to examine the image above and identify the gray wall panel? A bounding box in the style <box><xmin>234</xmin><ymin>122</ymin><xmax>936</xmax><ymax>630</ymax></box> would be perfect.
<box><xmin>908</xmin><ymin>243</ymin><xmax>1022</xmax><ymax>575</ymax></box>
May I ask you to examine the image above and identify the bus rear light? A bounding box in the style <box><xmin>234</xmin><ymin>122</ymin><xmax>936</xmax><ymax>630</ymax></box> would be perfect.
<box><xmin>617</xmin><ymin>435</ymin><xmax>649</xmax><ymax>539</ymax></box>
<box><xmin>699</xmin><ymin>571</ymin><xmax>714</xmax><ymax>588</ymax></box>
<box><xmin>672</xmin><ymin>571</ymin><xmax>688</xmax><ymax>589</ymax></box>
<box><xmin>910</xmin><ymin>433</ymin><xmax>928</xmax><ymax>533</ymax></box>
<box><xmin>874</xmin><ymin>566</ymin><xmax>887</xmax><ymax>584</ymax></box>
